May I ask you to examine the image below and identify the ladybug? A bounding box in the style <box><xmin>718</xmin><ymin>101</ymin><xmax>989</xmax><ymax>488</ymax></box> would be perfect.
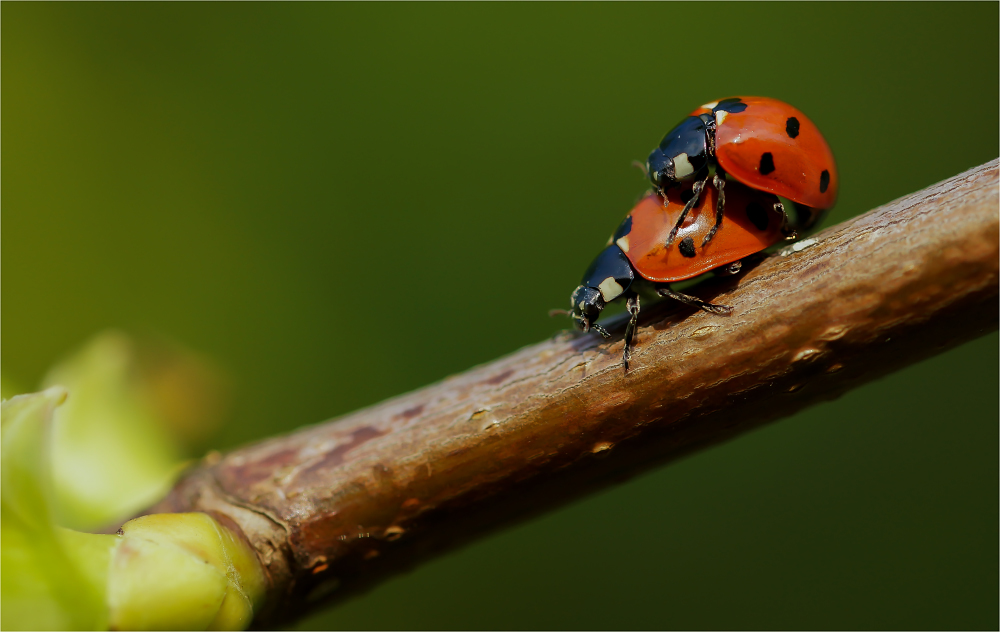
<box><xmin>557</xmin><ymin>180</ymin><xmax>787</xmax><ymax>370</ymax></box>
<box><xmin>646</xmin><ymin>96</ymin><xmax>837</xmax><ymax>248</ymax></box>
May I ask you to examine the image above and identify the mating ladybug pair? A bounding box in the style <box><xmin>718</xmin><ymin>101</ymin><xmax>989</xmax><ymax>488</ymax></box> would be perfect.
<box><xmin>556</xmin><ymin>97</ymin><xmax>838</xmax><ymax>370</ymax></box>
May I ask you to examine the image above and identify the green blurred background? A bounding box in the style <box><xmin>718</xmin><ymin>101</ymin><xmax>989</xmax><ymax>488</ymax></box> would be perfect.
<box><xmin>3</xmin><ymin>3</ymin><xmax>997</xmax><ymax>629</ymax></box>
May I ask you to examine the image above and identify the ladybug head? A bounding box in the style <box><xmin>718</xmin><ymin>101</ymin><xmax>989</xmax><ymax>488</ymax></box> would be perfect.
<box><xmin>646</xmin><ymin>148</ymin><xmax>675</xmax><ymax>189</ymax></box>
<box><xmin>647</xmin><ymin>114</ymin><xmax>712</xmax><ymax>191</ymax></box>
<box><xmin>569</xmin><ymin>286</ymin><xmax>610</xmax><ymax>338</ymax></box>
<box><xmin>554</xmin><ymin>244</ymin><xmax>633</xmax><ymax>339</ymax></box>
<box><xmin>549</xmin><ymin>286</ymin><xmax>607</xmax><ymax>336</ymax></box>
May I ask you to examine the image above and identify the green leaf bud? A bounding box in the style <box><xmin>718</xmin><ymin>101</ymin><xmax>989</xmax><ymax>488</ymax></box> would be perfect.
<box><xmin>108</xmin><ymin>513</ymin><xmax>267</xmax><ymax>631</ymax></box>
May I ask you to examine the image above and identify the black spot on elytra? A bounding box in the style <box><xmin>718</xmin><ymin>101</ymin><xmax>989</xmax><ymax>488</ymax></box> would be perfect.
<box><xmin>745</xmin><ymin>202</ymin><xmax>769</xmax><ymax>231</ymax></box>
<box><xmin>785</xmin><ymin>117</ymin><xmax>800</xmax><ymax>138</ymax></box>
<box><xmin>680</xmin><ymin>189</ymin><xmax>694</xmax><ymax>204</ymax></box>
<box><xmin>819</xmin><ymin>170</ymin><xmax>831</xmax><ymax>193</ymax></box>
<box><xmin>713</xmin><ymin>98</ymin><xmax>748</xmax><ymax>114</ymax></box>
<box><xmin>759</xmin><ymin>152</ymin><xmax>775</xmax><ymax>175</ymax></box>
<box><xmin>678</xmin><ymin>237</ymin><xmax>697</xmax><ymax>258</ymax></box>
<box><xmin>613</xmin><ymin>215</ymin><xmax>633</xmax><ymax>240</ymax></box>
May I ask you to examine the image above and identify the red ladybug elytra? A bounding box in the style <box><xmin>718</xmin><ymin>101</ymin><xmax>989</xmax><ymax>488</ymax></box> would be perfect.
<box><xmin>559</xmin><ymin>181</ymin><xmax>786</xmax><ymax>370</ymax></box>
<box><xmin>646</xmin><ymin>96</ymin><xmax>837</xmax><ymax>247</ymax></box>
<box><xmin>620</xmin><ymin>184</ymin><xmax>786</xmax><ymax>284</ymax></box>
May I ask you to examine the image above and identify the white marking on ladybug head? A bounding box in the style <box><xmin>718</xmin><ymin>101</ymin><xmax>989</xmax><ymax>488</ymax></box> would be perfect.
<box><xmin>715</xmin><ymin>110</ymin><xmax>729</xmax><ymax>126</ymax></box>
<box><xmin>673</xmin><ymin>153</ymin><xmax>694</xmax><ymax>178</ymax></box>
<box><xmin>701</xmin><ymin>101</ymin><xmax>719</xmax><ymax>109</ymax></box>
<box><xmin>598</xmin><ymin>277</ymin><xmax>624</xmax><ymax>302</ymax></box>
<box><xmin>615</xmin><ymin>235</ymin><xmax>630</xmax><ymax>253</ymax></box>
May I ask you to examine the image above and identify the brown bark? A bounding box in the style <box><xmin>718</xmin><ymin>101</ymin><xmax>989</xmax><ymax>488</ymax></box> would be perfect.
<box><xmin>148</xmin><ymin>160</ymin><xmax>1000</xmax><ymax>627</ymax></box>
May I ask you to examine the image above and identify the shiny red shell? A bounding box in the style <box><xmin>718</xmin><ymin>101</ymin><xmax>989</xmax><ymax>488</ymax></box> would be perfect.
<box><xmin>691</xmin><ymin>97</ymin><xmax>838</xmax><ymax>210</ymax></box>
<box><xmin>616</xmin><ymin>183</ymin><xmax>785</xmax><ymax>283</ymax></box>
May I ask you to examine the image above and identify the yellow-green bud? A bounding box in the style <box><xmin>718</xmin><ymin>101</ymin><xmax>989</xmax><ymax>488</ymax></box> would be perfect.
<box><xmin>108</xmin><ymin>513</ymin><xmax>266</xmax><ymax>631</ymax></box>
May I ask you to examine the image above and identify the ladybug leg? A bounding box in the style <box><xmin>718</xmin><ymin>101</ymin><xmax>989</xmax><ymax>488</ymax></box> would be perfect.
<box><xmin>701</xmin><ymin>172</ymin><xmax>727</xmax><ymax>247</ymax></box>
<box><xmin>622</xmin><ymin>293</ymin><xmax>640</xmax><ymax>372</ymax></box>
<box><xmin>657</xmin><ymin>287</ymin><xmax>733</xmax><ymax>316</ymax></box>
<box><xmin>776</xmin><ymin>200</ymin><xmax>798</xmax><ymax>240</ymax></box>
<box><xmin>666</xmin><ymin>176</ymin><xmax>709</xmax><ymax>246</ymax></box>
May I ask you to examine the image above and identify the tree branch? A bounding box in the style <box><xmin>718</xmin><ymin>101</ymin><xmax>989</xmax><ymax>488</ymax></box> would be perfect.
<box><xmin>147</xmin><ymin>160</ymin><xmax>999</xmax><ymax>627</ymax></box>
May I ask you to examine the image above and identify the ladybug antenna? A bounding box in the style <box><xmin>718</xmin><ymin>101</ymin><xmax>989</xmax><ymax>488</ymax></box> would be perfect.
<box><xmin>631</xmin><ymin>160</ymin><xmax>649</xmax><ymax>178</ymax></box>
<box><xmin>548</xmin><ymin>308</ymin><xmax>571</xmax><ymax>318</ymax></box>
